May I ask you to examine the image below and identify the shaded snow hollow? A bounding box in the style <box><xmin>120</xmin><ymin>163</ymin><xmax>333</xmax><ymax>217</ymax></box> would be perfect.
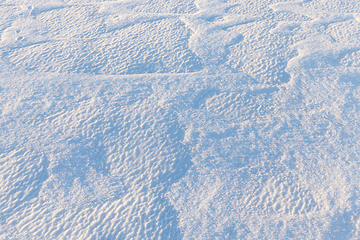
<box><xmin>1</xmin><ymin>0</ymin><xmax>360</xmax><ymax>239</ymax></box>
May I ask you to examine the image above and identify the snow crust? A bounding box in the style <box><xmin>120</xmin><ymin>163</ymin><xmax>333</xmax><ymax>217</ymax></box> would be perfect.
<box><xmin>1</xmin><ymin>0</ymin><xmax>360</xmax><ymax>239</ymax></box>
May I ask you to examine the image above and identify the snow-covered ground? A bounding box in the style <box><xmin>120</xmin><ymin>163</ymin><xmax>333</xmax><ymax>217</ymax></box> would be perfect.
<box><xmin>1</xmin><ymin>0</ymin><xmax>360</xmax><ymax>239</ymax></box>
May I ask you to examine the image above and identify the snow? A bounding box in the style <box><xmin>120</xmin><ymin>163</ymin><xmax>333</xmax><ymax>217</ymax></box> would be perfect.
<box><xmin>1</xmin><ymin>0</ymin><xmax>360</xmax><ymax>239</ymax></box>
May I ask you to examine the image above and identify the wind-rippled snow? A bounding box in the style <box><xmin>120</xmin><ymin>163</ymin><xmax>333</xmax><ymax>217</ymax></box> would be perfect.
<box><xmin>1</xmin><ymin>0</ymin><xmax>360</xmax><ymax>239</ymax></box>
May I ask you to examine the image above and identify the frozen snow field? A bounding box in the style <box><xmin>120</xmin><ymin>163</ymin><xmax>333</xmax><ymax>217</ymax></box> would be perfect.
<box><xmin>1</xmin><ymin>0</ymin><xmax>360</xmax><ymax>239</ymax></box>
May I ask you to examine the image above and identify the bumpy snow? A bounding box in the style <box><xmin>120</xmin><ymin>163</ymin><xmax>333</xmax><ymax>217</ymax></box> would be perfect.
<box><xmin>1</xmin><ymin>0</ymin><xmax>360</xmax><ymax>239</ymax></box>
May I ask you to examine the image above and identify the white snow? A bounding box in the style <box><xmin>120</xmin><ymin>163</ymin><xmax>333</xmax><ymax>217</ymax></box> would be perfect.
<box><xmin>1</xmin><ymin>0</ymin><xmax>360</xmax><ymax>239</ymax></box>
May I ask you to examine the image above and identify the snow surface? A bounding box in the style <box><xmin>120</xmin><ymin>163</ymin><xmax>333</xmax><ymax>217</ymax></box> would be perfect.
<box><xmin>1</xmin><ymin>0</ymin><xmax>360</xmax><ymax>239</ymax></box>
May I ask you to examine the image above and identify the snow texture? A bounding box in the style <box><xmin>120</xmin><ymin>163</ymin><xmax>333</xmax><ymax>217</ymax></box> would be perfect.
<box><xmin>1</xmin><ymin>0</ymin><xmax>360</xmax><ymax>239</ymax></box>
